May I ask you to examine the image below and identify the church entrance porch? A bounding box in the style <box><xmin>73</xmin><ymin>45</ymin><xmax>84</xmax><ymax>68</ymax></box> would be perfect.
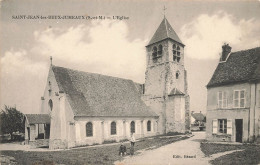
<box><xmin>24</xmin><ymin>114</ymin><xmax>51</xmax><ymax>147</ymax></box>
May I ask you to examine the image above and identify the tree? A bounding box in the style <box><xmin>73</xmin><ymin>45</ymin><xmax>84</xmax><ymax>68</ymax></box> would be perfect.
<box><xmin>0</xmin><ymin>105</ymin><xmax>24</xmax><ymax>140</ymax></box>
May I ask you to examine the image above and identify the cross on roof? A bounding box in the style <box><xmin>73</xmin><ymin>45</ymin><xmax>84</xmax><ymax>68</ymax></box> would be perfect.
<box><xmin>50</xmin><ymin>56</ymin><xmax>53</xmax><ymax>66</ymax></box>
<box><xmin>163</xmin><ymin>6</ymin><xmax>167</xmax><ymax>17</ymax></box>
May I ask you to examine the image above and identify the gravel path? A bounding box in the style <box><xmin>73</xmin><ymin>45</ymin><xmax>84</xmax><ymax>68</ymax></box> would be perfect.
<box><xmin>115</xmin><ymin>132</ymin><xmax>209</xmax><ymax>165</ymax></box>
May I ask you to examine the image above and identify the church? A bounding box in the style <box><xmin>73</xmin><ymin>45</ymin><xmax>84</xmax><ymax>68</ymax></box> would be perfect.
<box><xmin>24</xmin><ymin>17</ymin><xmax>190</xmax><ymax>149</ymax></box>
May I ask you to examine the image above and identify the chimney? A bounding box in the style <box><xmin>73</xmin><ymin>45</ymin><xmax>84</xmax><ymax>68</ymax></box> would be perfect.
<box><xmin>221</xmin><ymin>43</ymin><xmax>231</xmax><ymax>62</ymax></box>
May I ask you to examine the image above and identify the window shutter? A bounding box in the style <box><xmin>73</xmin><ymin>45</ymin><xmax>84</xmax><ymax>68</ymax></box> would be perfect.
<box><xmin>212</xmin><ymin>119</ymin><xmax>218</xmax><ymax>134</ymax></box>
<box><xmin>227</xmin><ymin>119</ymin><xmax>232</xmax><ymax>135</ymax></box>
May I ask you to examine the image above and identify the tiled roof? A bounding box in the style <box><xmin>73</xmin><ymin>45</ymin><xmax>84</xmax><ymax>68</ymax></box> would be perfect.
<box><xmin>52</xmin><ymin>66</ymin><xmax>158</xmax><ymax>117</ymax></box>
<box><xmin>25</xmin><ymin>114</ymin><xmax>50</xmax><ymax>124</ymax></box>
<box><xmin>207</xmin><ymin>47</ymin><xmax>260</xmax><ymax>88</ymax></box>
<box><xmin>147</xmin><ymin>17</ymin><xmax>183</xmax><ymax>46</ymax></box>
<box><xmin>168</xmin><ymin>88</ymin><xmax>185</xmax><ymax>96</ymax></box>
<box><xmin>191</xmin><ymin>113</ymin><xmax>205</xmax><ymax>121</ymax></box>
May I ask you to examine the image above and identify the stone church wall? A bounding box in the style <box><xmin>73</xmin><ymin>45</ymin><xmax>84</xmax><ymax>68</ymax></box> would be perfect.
<box><xmin>73</xmin><ymin>117</ymin><xmax>157</xmax><ymax>147</ymax></box>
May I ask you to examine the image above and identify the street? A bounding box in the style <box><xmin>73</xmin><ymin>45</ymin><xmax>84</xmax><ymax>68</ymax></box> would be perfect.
<box><xmin>116</xmin><ymin>132</ymin><xmax>209</xmax><ymax>165</ymax></box>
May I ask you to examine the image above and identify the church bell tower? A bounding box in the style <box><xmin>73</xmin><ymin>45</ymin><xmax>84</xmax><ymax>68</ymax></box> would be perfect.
<box><xmin>143</xmin><ymin>16</ymin><xmax>190</xmax><ymax>134</ymax></box>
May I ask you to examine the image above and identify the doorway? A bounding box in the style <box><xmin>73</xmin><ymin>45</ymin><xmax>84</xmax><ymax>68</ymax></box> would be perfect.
<box><xmin>27</xmin><ymin>127</ymin><xmax>30</xmax><ymax>140</ymax></box>
<box><xmin>235</xmin><ymin>119</ymin><xmax>243</xmax><ymax>142</ymax></box>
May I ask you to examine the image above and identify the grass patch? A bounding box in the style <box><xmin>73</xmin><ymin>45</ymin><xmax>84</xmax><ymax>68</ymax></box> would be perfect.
<box><xmin>200</xmin><ymin>143</ymin><xmax>245</xmax><ymax>156</ymax></box>
<box><xmin>103</xmin><ymin>140</ymin><xmax>116</xmax><ymax>144</ymax></box>
<box><xmin>200</xmin><ymin>143</ymin><xmax>260</xmax><ymax>165</ymax></box>
<box><xmin>119</xmin><ymin>139</ymin><xmax>128</xmax><ymax>142</ymax></box>
<box><xmin>1</xmin><ymin>135</ymin><xmax>189</xmax><ymax>165</ymax></box>
<box><xmin>165</xmin><ymin>132</ymin><xmax>185</xmax><ymax>136</ymax></box>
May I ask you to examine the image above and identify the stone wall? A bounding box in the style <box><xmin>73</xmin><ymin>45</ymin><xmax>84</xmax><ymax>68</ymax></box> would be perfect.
<box><xmin>73</xmin><ymin>117</ymin><xmax>157</xmax><ymax>147</ymax></box>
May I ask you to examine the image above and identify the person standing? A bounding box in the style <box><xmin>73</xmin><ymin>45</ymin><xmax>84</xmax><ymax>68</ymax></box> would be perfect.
<box><xmin>130</xmin><ymin>133</ymin><xmax>135</xmax><ymax>155</ymax></box>
<box><xmin>130</xmin><ymin>133</ymin><xmax>135</xmax><ymax>146</ymax></box>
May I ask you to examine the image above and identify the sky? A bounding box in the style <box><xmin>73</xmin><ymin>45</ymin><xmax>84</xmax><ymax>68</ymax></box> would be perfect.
<box><xmin>0</xmin><ymin>0</ymin><xmax>260</xmax><ymax>114</ymax></box>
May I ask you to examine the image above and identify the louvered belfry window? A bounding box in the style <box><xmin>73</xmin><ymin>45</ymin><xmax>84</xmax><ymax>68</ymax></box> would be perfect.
<box><xmin>173</xmin><ymin>44</ymin><xmax>181</xmax><ymax>62</ymax></box>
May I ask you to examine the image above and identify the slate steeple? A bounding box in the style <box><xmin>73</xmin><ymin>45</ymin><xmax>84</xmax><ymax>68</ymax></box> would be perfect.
<box><xmin>147</xmin><ymin>17</ymin><xmax>183</xmax><ymax>46</ymax></box>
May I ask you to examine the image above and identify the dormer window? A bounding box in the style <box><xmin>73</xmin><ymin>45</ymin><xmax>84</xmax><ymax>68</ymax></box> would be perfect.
<box><xmin>173</xmin><ymin>44</ymin><xmax>181</xmax><ymax>62</ymax></box>
<box><xmin>158</xmin><ymin>45</ymin><xmax>163</xmax><ymax>55</ymax></box>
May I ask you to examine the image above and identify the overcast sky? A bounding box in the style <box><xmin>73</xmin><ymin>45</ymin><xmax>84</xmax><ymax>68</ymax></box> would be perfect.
<box><xmin>1</xmin><ymin>0</ymin><xmax>260</xmax><ymax>114</ymax></box>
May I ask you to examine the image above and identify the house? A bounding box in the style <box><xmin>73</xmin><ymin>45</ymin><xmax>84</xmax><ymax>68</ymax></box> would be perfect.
<box><xmin>206</xmin><ymin>44</ymin><xmax>260</xmax><ymax>143</ymax></box>
<box><xmin>24</xmin><ymin>17</ymin><xmax>190</xmax><ymax>149</ymax></box>
<box><xmin>191</xmin><ymin>111</ymin><xmax>205</xmax><ymax>131</ymax></box>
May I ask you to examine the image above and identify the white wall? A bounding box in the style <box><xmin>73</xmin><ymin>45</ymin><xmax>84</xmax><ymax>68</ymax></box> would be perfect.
<box><xmin>73</xmin><ymin>117</ymin><xmax>157</xmax><ymax>147</ymax></box>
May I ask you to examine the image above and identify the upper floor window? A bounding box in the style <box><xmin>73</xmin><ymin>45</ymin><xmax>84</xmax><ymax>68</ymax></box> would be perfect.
<box><xmin>111</xmin><ymin>121</ymin><xmax>117</xmax><ymax>135</ymax></box>
<box><xmin>173</xmin><ymin>44</ymin><xmax>181</xmax><ymax>62</ymax></box>
<box><xmin>234</xmin><ymin>90</ymin><xmax>245</xmax><ymax>108</ymax></box>
<box><xmin>158</xmin><ymin>45</ymin><xmax>163</xmax><ymax>55</ymax></box>
<box><xmin>86</xmin><ymin>122</ymin><xmax>93</xmax><ymax>137</ymax></box>
<box><xmin>258</xmin><ymin>90</ymin><xmax>260</xmax><ymax>107</ymax></box>
<box><xmin>152</xmin><ymin>46</ymin><xmax>157</xmax><ymax>59</ymax></box>
<box><xmin>218</xmin><ymin>91</ymin><xmax>227</xmax><ymax>108</ymax></box>
<box><xmin>147</xmin><ymin>120</ymin><xmax>151</xmax><ymax>132</ymax></box>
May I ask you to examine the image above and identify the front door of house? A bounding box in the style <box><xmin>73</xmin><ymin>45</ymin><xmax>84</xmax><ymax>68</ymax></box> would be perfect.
<box><xmin>235</xmin><ymin>119</ymin><xmax>243</xmax><ymax>142</ymax></box>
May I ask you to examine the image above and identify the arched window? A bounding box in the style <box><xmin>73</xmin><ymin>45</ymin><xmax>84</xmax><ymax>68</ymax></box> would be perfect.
<box><xmin>111</xmin><ymin>121</ymin><xmax>116</xmax><ymax>135</ymax></box>
<box><xmin>147</xmin><ymin>120</ymin><xmax>151</xmax><ymax>132</ymax></box>
<box><xmin>173</xmin><ymin>44</ymin><xmax>181</xmax><ymax>62</ymax></box>
<box><xmin>176</xmin><ymin>71</ymin><xmax>180</xmax><ymax>79</ymax></box>
<box><xmin>48</xmin><ymin>99</ymin><xmax>53</xmax><ymax>111</ymax></box>
<box><xmin>158</xmin><ymin>45</ymin><xmax>163</xmax><ymax>55</ymax></box>
<box><xmin>152</xmin><ymin>46</ymin><xmax>157</xmax><ymax>59</ymax></box>
<box><xmin>130</xmin><ymin>121</ymin><xmax>135</xmax><ymax>133</ymax></box>
<box><xmin>86</xmin><ymin>122</ymin><xmax>93</xmax><ymax>137</ymax></box>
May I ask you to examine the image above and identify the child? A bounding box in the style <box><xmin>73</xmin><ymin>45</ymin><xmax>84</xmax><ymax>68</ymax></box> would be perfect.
<box><xmin>119</xmin><ymin>142</ymin><xmax>127</xmax><ymax>156</ymax></box>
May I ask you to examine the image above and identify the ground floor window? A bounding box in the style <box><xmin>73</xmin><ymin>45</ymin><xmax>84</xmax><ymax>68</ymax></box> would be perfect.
<box><xmin>130</xmin><ymin>121</ymin><xmax>135</xmax><ymax>133</ymax></box>
<box><xmin>147</xmin><ymin>120</ymin><xmax>151</xmax><ymax>132</ymax></box>
<box><xmin>86</xmin><ymin>122</ymin><xmax>93</xmax><ymax>137</ymax></box>
<box><xmin>111</xmin><ymin>121</ymin><xmax>116</xmax><ymax>135</ymax></box>
<box><xmin>218</xmin><ymin>119</ymin><xmax>227</xmax><ymax>134</ymax></box>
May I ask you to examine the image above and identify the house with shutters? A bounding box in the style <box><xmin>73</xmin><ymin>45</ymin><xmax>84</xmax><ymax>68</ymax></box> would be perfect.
<box><xmin>206</xmin><ymin>44</ymin><xmax>260</xmax><ymax>143</ymax></box>
<box><xmin>24</xmin><ymin>16</ymin><xmax>190</xmax><ymax>149</ymax></box>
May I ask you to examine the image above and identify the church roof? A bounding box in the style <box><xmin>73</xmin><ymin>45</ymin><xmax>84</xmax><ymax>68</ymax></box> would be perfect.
<box><xmin>52</xmin><ymin>66</ymin><xmax>158</xmax><ymax>117</ymax></box>
<box><xmin>25</xmin><ymin>114</ymin><xmax>50</xmax><ymax>124</ymax></box>
<box><xmin>207</xmin><ymin>47</ymin><xmax>260</xmax><ymax>88</ymax></box>
<box><xmin>147</xmin><ymin>17</ymin><xmax>184</xmax><ymax>46</ymax></box>
<box><xmin>168</xmin><ymin>88</ymin><xmax>185</xmax><ymax>96</ymax></box>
